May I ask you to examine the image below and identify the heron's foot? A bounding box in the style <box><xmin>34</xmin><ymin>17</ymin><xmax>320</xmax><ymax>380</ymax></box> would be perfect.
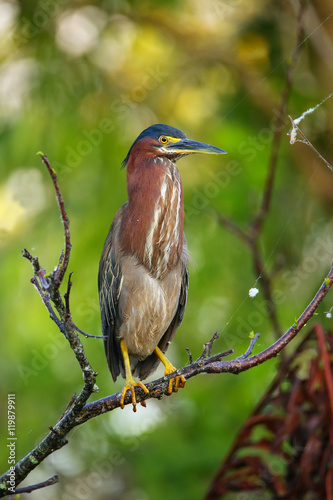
<box><xmin>154</xmin><ymin>346</ymin><xmax>186</xmax><ymax>395</ymax></box>
<box><xmin>120</xmin><ymin>378</ymin><xmax>149</xmax><ymax>412</ymax></box>
<box><xmin>164</xmin><ymin>363</ymin><xmax>186</xmax><ymax>394</ymax></box>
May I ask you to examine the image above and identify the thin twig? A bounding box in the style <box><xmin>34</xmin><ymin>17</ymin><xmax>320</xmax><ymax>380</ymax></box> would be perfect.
<box><xmin>237</xmin><ymin>333</ymin><xmax>261</xmax><ymax>360</ymax></box>
<box><xmin>186</xmin><ymin>348</ymin><xmax>193</xmax><ymax>363</ymax></box>
<box><xmin>21</xmin><ymin>248</ymin><xmax>41</xmax><ymax>274</ymax></box>
<box><xmin>197</xmin><ymin>332</ymin><xmax>220</xmax><ymax>362</ymax></box>
<box><xmin>63</xmin><ymin>274</ymin><xmax>104</xmax><ymax>339</ymax></box>
<box><xmin>72</xmin><ymin>322</ymin><xmax>105</xmax><ymax>339</ymax></box>
<box><xmin>30</xmin><ymin>276</ymin><xmax>64</xmax><ymax>332</ymax></box>
<box><xmin>200</xmin><ymin>349</ymin><xmax>234</xmax><ymax>365</ymax></box>
<box><xmin>288</xmin><ymin>116</ymin><xmax>333</xmax><ymax>172</ymax></box>
<box><xmin>13</xmin><ymin>475</ymin><xmax>59</xmax><ymax>494</ymax></box>
<box><xmin>22</xmin><ymin>249</ymin><xmax>49</xmax><ymax>289</ymax></box>
<box><xmin>38</xmin><ymin>153</ymin><xmax>72</xmax><ymax>287</ymax></box>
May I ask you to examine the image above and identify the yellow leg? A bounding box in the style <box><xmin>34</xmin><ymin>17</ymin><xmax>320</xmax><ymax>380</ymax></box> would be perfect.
<box><xmin>120</xmin><ymin>339</ymin><xmax>149</xmax><ymax>412</ymax></box>
<box><xmin>154</xmin><ymin>347</ymin><xmax>186</xmax><ymax>395</ymax></box>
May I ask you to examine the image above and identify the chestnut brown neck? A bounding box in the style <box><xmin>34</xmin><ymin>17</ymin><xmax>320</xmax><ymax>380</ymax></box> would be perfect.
<box><xmin>120</xmin><ymin>145</ymin><xmax>184</xmax><ymax>279</ymax></box>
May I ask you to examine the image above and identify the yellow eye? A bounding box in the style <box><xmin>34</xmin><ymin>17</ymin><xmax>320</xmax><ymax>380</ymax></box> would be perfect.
<box><xmin>159</xmin><ymin>136</ymin><xmax>169</xmax><ymax>144</ymax></box>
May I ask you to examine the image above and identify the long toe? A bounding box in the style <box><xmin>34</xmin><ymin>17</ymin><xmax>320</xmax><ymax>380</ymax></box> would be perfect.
<box><xmin>120</xmin><ymin>378</ymin><xmax>149</xmax><ymax>412</ymax></box>
<box><xmin>170</xmin><ymin>374</ymin><xmax>186</xmax><ymax>393</ymax></box>
<box><xmin>178</xmin><ymin>375</ymin><xmax>186</xmax><ymax>389</ymax></box>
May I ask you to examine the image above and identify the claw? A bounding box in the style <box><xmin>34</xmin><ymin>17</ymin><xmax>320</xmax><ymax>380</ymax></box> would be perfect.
<box><xmin>154</xmin><ymin>346</ymin><xmax>186</xmax><ymax>395</ymax></box>
<box><xmin>120</xmin><ymin>378</ymin><xmax>149</xmax><ymax>412</ymax></box>
<box><xmin>166</xmin><ymin>369</ymin><xmax>186</xmax><ymax>394</ymax></box>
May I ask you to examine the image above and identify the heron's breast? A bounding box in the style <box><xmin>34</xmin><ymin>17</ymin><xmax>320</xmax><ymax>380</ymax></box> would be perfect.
<box><xmin>118</xmin><ymin>255</ymin><xmax>182</xmax><ymax>359</ymax></box>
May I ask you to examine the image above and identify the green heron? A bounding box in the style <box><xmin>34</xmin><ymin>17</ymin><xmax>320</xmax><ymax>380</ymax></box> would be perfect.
<box><xmin>99</xmin><ymin>124</ymin><xmax>226</xmax><ymax>411</ymax></box>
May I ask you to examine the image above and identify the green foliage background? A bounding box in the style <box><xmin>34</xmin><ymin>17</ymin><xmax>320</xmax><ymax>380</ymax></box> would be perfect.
<box><xmin>1</xmin><ymin>0</ymin><xmax>333</xmax><ymax>498</ymax></box>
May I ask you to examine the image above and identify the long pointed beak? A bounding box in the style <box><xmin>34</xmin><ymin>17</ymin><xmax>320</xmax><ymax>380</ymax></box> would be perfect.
<box><xmin>167</xmin><ymin>138</ymin><xmax>227</xmax><ymax>155</ymax></box>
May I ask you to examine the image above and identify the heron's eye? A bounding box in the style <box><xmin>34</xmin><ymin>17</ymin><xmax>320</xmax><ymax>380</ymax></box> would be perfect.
<box><xmin>159</xmin><ymin>136</ymin><xmax>169</xmax><ymax>144</ymax></box>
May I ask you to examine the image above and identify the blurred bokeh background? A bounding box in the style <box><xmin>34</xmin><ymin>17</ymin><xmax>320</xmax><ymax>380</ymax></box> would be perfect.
<box><xmin>1</xmin><ymin>0</ymin><xmax>333</xmax><ymax>498</ymax></box>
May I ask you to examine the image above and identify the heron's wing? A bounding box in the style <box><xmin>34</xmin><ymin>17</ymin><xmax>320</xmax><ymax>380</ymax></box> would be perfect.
<box><xmin>98</xmin><ymin>213</ymin><xmax>123</xmax><ymax>382</ymax></box>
